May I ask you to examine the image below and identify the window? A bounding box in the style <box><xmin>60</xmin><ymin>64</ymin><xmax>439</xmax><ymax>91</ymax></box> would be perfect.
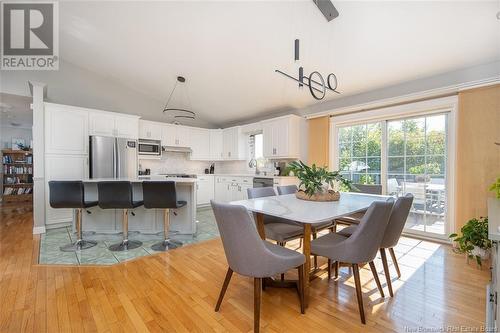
<box><xmin>331</xmin><ymin>96</ymin><xmax>457</xmax><ymax>239</ymax></box>
<box><xmin>249</xmin><ymin>133</ymin><xmax>267</xmax><ymax>170</ymax></box>
<box><xmin>338</xmin><ymin>122</ymin><xmax>382</xmax><ymax>185</ymax></box>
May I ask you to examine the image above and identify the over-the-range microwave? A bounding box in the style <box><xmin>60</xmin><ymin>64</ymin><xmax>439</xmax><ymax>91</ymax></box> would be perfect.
<box><xmin>138</xmin><ymin>139</ymin><xmax>161</xmax><ymax>156</ymax></box>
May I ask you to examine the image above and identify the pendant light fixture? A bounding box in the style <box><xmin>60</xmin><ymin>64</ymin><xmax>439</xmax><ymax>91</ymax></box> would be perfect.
<box><xmin>162</xmin><ymin>76</ymin><xmax>196</xmax><ymax>122</ymax></box>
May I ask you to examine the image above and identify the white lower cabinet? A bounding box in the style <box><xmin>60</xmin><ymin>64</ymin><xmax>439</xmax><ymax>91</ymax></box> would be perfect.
<box><xmin>214</xmin><ymin>176</ymin><xmax>252</xmax><ymax>203</ymax></box>
<box><xmin>196</xmin><ymin>175</ymin><xmax>215</xmax><ymax>206</ymax></box>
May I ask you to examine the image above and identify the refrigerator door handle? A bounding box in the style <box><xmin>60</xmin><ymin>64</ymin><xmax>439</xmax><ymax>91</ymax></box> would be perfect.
<box><xmin>113</xmin><ymin>138</ymin><xmax>118</xmax><ymax>178</ymax></box>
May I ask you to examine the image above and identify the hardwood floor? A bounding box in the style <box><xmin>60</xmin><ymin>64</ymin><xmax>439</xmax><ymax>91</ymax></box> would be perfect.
<box><xmin>0</xmin><ymin>203</ymin><xmax>489</xmax><ymax>332</ymax></box>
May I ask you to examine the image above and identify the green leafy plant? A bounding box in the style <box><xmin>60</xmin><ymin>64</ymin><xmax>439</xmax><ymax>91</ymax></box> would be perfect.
<box><xmin>449</xmin><ymin>216</ymin><xmax>491</xmax><ymax>266</ymax></box>
<box><xmin>286</xmin><ymin>161</ymin><xmax>353</xmax><ymax>196</ymax></box>
<box><xmin>490</xmin><ymin>177</ymin><xmax>500</xmax><ymax>199</ymax></box>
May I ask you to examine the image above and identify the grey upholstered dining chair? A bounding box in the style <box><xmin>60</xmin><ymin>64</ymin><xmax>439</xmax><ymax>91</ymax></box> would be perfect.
<box><xmin>311</xmin><ymin>199</ymin><xmax>394</xmax><ymax>324</ymax></box>
<box><xmin>211</xmin><ymin>201</ymin><xmax>306</xmax><ymax>333</ymax></box>
<box><xmin>334</xmin><ymin>183</ymin><xmax>383</xmax><ymax>228</ymax></box>
<box><xmin>277</xmin><ymin>184</ymin><xmax>298</xmax><ymax>195</ymax></box>
<box><xmin>247</xmin><ymin>186</ymin><xmax>332</xmax><ymax>271</ymax></box>
<box><xmin>247</xmin><ymin>187</ymin><xmax>304</xmax><ymax>244</ymax></box>
<box><xmin>338</xmin><ymin>193</ymin><xmax>414</xmax><ymax>297</ymax></box>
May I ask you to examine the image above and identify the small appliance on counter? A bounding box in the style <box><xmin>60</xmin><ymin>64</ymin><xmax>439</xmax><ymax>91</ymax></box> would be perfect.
<box><xmin>209</xmin><ymin>163</ymin><xmax>215</xmax><ymax>174</ymax></box>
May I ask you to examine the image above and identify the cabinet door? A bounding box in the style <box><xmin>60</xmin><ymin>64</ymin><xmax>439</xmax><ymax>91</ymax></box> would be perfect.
<box><xmin>190</xmin><ymin>128</ymin><xmax>210</xmax><ymax>160</ymax></box>
<box><xmin>89</xmin><ymin>112</ymin><xmax>115</xmax><ymax>137</ymax></box>
<box><xmin>209</xmin><ymin>130</ymin><xmax>223</xmax><ymax>160</ymax></box>
<box><xmin>196</xmin><ymin>176</ymin><xmax>214</xmax><ymax>205</ymax></box>
<box><xmin>262</xmin><ymin>121</ymin><xmax>274</xmax><ymax>158</ymax></box>
<box><xmin>214</xmin><ymin>179</ymin><xmax>230</xmax><ymax>202</ymax></box>
<box><xmin>46</xmin><ymin>105</ymin><xmax>89</xmax><ymax>155</ymax></box>
<box><xmin>140</xmin><ymin>121</ymin><xmax>162</xmax><ymax>140</ymax></box>
<box><xmin>176</xmin><ymin>126</ymin><xmax>190</xmax><ymax>147</ymax></box>
<box><xmin>45</xmin><ymin>155</ymin><xmax>87</xmax><ymax>225</ymax></box>
<box><xmin>115</xmin><ymin>116</ymin><xmax>139</xmax><ymax>139</ymax></box>
<box><xmin>274</xmin><ymin>119</ymin><xmax>290</xmax><ymax>157</ymax></box>
<box><xmin>161</xmin><ymin>124</ymin><xmax>177</xmax><ymax>146</ymax></box>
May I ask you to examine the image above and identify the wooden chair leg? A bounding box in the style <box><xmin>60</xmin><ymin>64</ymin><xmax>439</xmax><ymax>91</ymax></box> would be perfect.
<box><xmin>254</xmin><ymin>278</ymin><xmax>262</xmax><ymax>333</ymax></box>
<box><xmin>327</xmin><ymin>259</ymin><xmax>331</xmax><ymax>280</ymax></box>
<box><xmin>352</xmin><ymin>264</ymin><xmax>366</xmax><ymax>324</ymax></box>
<box><xmin>368</xmin><ymin>261</ymin><xmax>384</xmax><ymax>298</ymax></box>
<box><xmin>297</xmin><ymin>265</ymin><xmax>305</xmax><ymax>314</ymax></box>
<box><xmin>312</xmin><ymin>233</ymin><xmax>318</xmax><ymax>269</ymax></box>
<box><xmin>215</xmin><ymin>268</ymin><xmax>233</xmax><ymax>311</ymax></box>
<box><xmin>278</xmin><ymin>241</ymin><xmax>285</xmax><ymax>281</ymax></box>
<box><xmin>380</xmin><ymin>248</ymin><xmax>394</xmax><ymax>297</ymax></box>
<box><xmin>334</xmin><ymin>261</ymin><xmax>339</xmax><ymax>279</ymax></box>
<box><xmin>389</xmin><ymin>248</ymin><xmax>401</xmax><ymax>278</ymax></box>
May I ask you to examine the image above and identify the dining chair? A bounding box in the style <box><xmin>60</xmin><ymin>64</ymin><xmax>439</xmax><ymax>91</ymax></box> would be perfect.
<box><xmin>311</xmin><ymin>199</ymin><xmax>394</xmax><ymax>324</ymax></box>
<box><xmin>334</xmin><ymin>183</ymin><xmax>383</xmax><ymax>228</ymax></box>
<box><xmin>248</xmin><ymin>187</ymin><xmax>331</xmax><ymax>271</ymax></box>
<box><xmin>338</xmin><ymin>193</ymin><xmax>414</xmax><ymax>297</ymax></box>
<box><xmin>276</xmin><ymin>184</ymin><xmax>298</xmax><ymax>195</ymax></box>
<box><xmin>211</xmin><ymin>201</ymin><xmax>306</xmax><ymax>333</ymax></box>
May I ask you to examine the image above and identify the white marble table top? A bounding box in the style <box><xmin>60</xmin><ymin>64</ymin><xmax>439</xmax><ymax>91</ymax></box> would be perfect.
<box><xmin>230</xmin><ymin>192</ymin><xmax>390</xmax><ymax>224</ymax></box>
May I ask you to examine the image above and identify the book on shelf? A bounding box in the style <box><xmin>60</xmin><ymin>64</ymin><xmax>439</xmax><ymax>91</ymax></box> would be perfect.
<box><xmin>3</xmin><ymin>187</ymin><xmax>32</xmax><ymax>195</ymax></box>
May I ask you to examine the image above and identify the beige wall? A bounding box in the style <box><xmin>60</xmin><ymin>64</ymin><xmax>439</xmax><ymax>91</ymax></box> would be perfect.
<box><xmin>455</xmin><ymin>84</ymin><xmax>500</xmax><ymax>230</ymax></box>
<box><xmin>307</xmin><ymin>116</ymin><xmax>330</xmax><ymax>167</ymax></box>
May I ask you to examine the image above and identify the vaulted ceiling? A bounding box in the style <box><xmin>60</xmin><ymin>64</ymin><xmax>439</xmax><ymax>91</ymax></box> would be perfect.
<box><xmin>4</xmin><ymin>1</ymin><xmax>500</xmax><ymax>128</ymax></box>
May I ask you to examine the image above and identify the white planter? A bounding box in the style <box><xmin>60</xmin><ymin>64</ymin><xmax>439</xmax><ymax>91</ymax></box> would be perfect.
<box><xmin>471</xmin><ymin>246</ymin><xmax>490</xmax><ymax>260</ymax></box>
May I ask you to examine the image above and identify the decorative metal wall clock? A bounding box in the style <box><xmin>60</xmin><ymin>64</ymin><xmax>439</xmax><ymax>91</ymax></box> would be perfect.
<box><xmin>275</xmin><ymin>39</ymin><xmax>340</xmax><ymax>100</ymax></box>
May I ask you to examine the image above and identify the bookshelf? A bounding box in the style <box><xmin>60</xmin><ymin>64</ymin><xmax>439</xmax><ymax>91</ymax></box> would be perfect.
<box><xmin>2</xmin><ymin>149</ymin><xmax>33</xmax><ymax>203</ymax></box>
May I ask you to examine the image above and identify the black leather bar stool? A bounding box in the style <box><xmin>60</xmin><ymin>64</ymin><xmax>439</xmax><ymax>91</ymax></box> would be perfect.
<box><xmin>48</xmin><ymin>181</ymin><xmax>98</xmax><ymax>252</ymax></box>
<box><xmin>97</xmin><ymin>181</ymin><xmax>143</xmax><ymax>251</ymax></box>
<box><xmin>142</xmin><ymin>181</ymin><xmax>185</xmax><ymax>251</ymax></box>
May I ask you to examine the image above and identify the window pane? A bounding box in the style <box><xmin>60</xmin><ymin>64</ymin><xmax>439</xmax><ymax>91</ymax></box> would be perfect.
<box><xmin>406</xmin><ymin>156</ymin><xmax>426</xmax><ymax>175</ymax></box>
<box><xmin>338</xmin><ymin>127</ymin><xmax>352</xmax><ymax>143</ymax></box>
<box><xmin>388</xmin><ymin>157</ymin><xmax>404</xmax><ymax>173</ymax></box>
<box><xmin>339</xmin><ymin>142</ymin><xmax>351</xmax><ymax>159</ymax></box>
<box><xmin>352</xmin><ymin>137</ymin><xmax>366</xmax><ymax>157</ymax></box>
<box><xmin>388</xmin><ymin>122</ymin><xmax>404</xmax><ymax>156</ymax></box>
<box><xmin>426</xmin><ymin>155</ymin><xmax>445</xmax><ymax>175</ymax></box>
<box><xmin>339</xmin><ymin>158</ymin><xmax>351</xmax><ymax>171</ymax></box>
<box><xmin>366</xmin><ymin>157</ymin><xmax>381</xmax><ymax>174</ymax></box>
<box><xmin>406</xmin><ymin>135</ymin><xmax>425</xmax><ymax>156</ymax></box>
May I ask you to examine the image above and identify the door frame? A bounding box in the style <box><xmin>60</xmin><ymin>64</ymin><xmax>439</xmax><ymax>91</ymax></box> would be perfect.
<box><xmin>329</xmin><ymin>96</ymin><xmax>458</xmax><ymax>240</ymax></box>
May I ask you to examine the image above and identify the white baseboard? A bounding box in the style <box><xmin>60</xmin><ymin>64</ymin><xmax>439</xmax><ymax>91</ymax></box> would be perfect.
<box><xmin>32</xmin><ymin>226</ymin><xmax>46</xmax><ymax>234</ymax></box>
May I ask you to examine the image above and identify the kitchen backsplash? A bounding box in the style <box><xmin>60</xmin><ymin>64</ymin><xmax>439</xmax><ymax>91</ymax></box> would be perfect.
<box><xmin>139</xmin><ymin>152</ymin><xmax>294</xmax><ymax>176</ymax></box>
<box><xmin>139</xmin><ymin>152</ymin><xmax>211</xmax><ymax>175</ymax></box>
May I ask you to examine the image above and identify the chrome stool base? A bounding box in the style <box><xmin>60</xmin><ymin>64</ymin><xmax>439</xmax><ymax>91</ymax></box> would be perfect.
<box><xmin>60</xmin><ymin>240</ymin><xmax>98</xmax><ymax>252</ymax></box>
<box><xmin>151</xmin><ymin>239</ymin><xmax>182</xmax><ymax>251</ymax></box>
<box><xmin>108</xmin><ymin>240</ymin><xmax>143</xmax><ymax>251</ymax></box>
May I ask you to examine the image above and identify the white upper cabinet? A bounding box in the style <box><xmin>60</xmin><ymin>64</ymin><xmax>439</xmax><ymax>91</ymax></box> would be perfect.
<box><xmin>262</xmin><ymin>115</ymin><xmax>306</xmax><ymax>159</ymax></box>
<box><xmin>162</xmin><ymin>124</ymin><xmax>190</xmax><ymax>147</ymax></box>
<box><xmin>89</xmin><ymin>112</ymin><xmax>115</xmax><ymax>137</ymax></box>
<box><xmin>45</xmin><ymin>103</ymin><xmax>89</xmax><ymax>155</ymax></box>
<box><xmin>209</xmin><ymin>129</ymin><xmax>224</xmax><ymax>160</ymax></box>
<box><xmin>189</xmin><ymin>127</ymin><xmax>210</xmax><ymax>160</ymax></box>
<box><xmin>114</xmin><ymin>115</ymin><xmax>139</xmax><ymax>139</ymax></box>
<box><xmin>90</xmin><ymin>112</ymin><xmax>139</xmax><ymax>139</ymax></box>
<box><xmin>222</xmin><ymin>126</ymin><xmax>246</xmax><ymax>160</ymax></box>
<box><xmin>139</xmin><ymin>120</ymin><xmax>163</xmax><ymax>140</ymax></box>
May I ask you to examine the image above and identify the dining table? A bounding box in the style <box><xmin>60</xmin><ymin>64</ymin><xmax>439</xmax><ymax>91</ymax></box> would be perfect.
<box><xmin>230</xmin><ymin>191</ymin><xmax>389</xmax><ymax>306</ymax></box>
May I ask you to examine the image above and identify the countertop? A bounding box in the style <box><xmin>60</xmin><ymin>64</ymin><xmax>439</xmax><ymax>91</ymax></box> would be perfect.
<box><xmin>81</xmin><ymin>177</ymin><xmax>197</xmax><ymax>183</ymax></box>
<box><xmin>199</xmin><ymin>173</ymin><xmax>297</xmax><ymax>179</ymax></box>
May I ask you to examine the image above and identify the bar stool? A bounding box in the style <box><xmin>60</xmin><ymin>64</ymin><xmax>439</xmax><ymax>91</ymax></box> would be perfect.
<box><xmin>48</xmin><ymin>181</ymin><xmax>98</xmax><ymax>252</ymax></box>
<box><xmin>97</xmin><ymin>181</ymin><xmax>143</xmax><ymax>251</ymax></box>
<box><xmin>142</xmin><ymin>181</ymin><xmax>185</xmax><ymax>251</ymax></box>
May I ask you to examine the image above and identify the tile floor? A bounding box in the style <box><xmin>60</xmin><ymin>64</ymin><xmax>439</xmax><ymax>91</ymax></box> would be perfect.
<box><xmin>39</xmin><ymin>207</ymin><xmax>220</xmax><ymax>265</ymax></box>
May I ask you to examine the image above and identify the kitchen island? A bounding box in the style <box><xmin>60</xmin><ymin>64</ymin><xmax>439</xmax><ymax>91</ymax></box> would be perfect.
<box><xmin>75</xmin><ymin>177</ymin><xmax>197</xmax><ymax>234</ymax></box>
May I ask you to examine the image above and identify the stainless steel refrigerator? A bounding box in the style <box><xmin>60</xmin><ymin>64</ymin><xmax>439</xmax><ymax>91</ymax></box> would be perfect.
<box><xmin>89</xmin><ymin>136</ymin><xmax>138</xmax><ymax>179</ymax></box>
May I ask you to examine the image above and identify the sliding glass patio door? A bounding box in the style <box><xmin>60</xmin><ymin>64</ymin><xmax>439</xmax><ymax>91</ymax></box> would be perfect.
<box><xmin>335</xmin><ymin>109</ymin><xmax>452</xmax><ymax>239</ymax></box>
<box><xmin>387</xmin><ymin>114</ymin><xmax>448</xmax><ymax>237</ymax></box>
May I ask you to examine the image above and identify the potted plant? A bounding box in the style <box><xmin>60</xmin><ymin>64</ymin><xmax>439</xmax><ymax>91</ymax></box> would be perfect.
<box><xmin>286</xmin><ymin>161</ymin><xmax>353</xmax><ymax>201</ymax></box>
<box><xmin>449</xmin><ymin>216</ymin><xmax>491</xmax><ymax>266</ymax></box>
